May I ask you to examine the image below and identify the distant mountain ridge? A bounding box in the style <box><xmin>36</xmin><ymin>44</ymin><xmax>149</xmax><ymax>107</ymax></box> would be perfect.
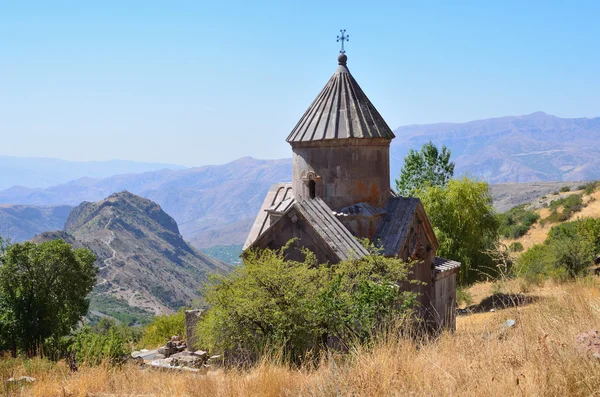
<box><xmin>390</xmin><ymin>112</ymin><xmax>600</xmax><ymax>183</ymax></box>
<box><xmin>0</xmin><ymin>204</ymin><xmax>72</xmax><ymax>242</ymax></box>
<box><xmin>0</xmin><ymin>156</ymin><xmax>185</xmax><ymax>190</ymax></box>
<box><xmin>33</xmin><ymin>191</ymin><xmax>231</xmax><ymax>320</ymax></box>
<box><xmin>3</xmin><ymin>113</ymin><xmax>600</xmax><ymax>247</ymax></box>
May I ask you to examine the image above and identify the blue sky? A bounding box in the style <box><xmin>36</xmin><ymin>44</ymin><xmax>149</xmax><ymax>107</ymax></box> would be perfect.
<box><xmin>1</xmin><ymin>0</ymin><xmax>599</xmax><ymax>166</ymax></box>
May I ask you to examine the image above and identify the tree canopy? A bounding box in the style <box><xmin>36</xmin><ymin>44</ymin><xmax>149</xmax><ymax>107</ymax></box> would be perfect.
<box><xmin>416</xmin><ymin>177</ymin><xmax>499</xmax><ymax>282</ymax></box>
<box><xmin>395</xmin><ymin>141</ymin><xmax>455</xmax><ymax>196</ymax></box>
<box><xmin>197</xmin><ymin>244</ymin><xmax>416</xmax><ymax>364</ymax></box>
<box><xmin>0</xmin><ymin>239</ymin><xmax>97</xmax><ymax>356</ymax></box>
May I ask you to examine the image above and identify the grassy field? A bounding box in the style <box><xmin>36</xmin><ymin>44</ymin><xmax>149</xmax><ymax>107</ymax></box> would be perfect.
<box><xmin>3</xmin><ymin>278</ymin><xmax>600</xmax><ymax>396</ymax></box>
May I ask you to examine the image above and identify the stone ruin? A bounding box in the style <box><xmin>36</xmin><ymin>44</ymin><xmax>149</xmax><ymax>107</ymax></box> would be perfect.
<box><xmin>131</xmin><ymin>334</ymin><xmax>220</xmax><ymax>372</ymax></box>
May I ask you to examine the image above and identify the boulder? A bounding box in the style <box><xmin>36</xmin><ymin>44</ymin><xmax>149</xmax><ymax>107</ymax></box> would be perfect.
<box><xmin>185</xmin><ymin>309</ymin><xmax>204</xmax><ymax>351</ymax></box>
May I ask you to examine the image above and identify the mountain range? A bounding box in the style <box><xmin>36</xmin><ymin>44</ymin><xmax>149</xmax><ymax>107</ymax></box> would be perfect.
<box><xmin>2</xmin><ymin>112</ymin><xmax>599</xmax><ymax>248</ymax></box>
<box><xmin>33</xmin><ymin>191</ymin><xmax>231</xmax><ymax>323</ymax></box>
<box><xmin>0</xmin><ymin>156</ymin><xmax>184</xmax><ymax>190</ymax></box>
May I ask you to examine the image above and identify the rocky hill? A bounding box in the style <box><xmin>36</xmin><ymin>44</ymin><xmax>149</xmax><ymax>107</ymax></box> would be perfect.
<box><xmin>33</xmin><ymin>191</ymin><xmax>231</xmax><ymax>322</ymax></box>
<box><xmin>391</xmin><ymin>112</ymin><xmax>600</xmax><ymax>184</ymax></box>
<box><xmin>0</xmin><ymin>204</ymin><xmax>72</xmax><ymax>242</ymax></box>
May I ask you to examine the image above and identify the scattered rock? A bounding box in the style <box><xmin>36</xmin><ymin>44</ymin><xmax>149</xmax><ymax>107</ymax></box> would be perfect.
<box><xmin>7</xmin><ymin>376</ymin><xmax>36</xmax><ymax>383</ymax></box>
<box><xmin>576</xmin><ymin>330</ymin><xmax>600</xmax><ymax>358</ymax></box>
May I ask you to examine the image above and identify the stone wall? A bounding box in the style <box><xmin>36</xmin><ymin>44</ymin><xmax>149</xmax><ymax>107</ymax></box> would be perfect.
<box><xmin>291</xmin><ymin>139</ymin><xmax>390</xmax><ymax>211</ymax></box>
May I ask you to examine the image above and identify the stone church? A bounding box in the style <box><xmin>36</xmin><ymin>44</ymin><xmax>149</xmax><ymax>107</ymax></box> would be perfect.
<box><xmin>243</xmin><ymin>50</ymin><xmax>460</xmax><ymax>330</ymax></box>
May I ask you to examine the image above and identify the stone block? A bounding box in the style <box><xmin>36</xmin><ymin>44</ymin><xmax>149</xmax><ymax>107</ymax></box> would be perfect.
<box><xmin>185</xmin><ymin>309</ymin><xmax>204</xmax><ymax>351</ymax></box>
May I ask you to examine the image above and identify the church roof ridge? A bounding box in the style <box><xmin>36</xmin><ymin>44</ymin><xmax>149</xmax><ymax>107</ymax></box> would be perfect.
<box><xmin>286</xmin><ymin>54</ymin><xmax>396</xmax><ymax>143</ymax></box>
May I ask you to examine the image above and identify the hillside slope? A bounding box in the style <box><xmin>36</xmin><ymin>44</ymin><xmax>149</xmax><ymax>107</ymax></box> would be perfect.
<box><xmin>33</xmin><ymin>191</ymin><xmax>231</xmax><ymax>319</ymax></box>
<box><xmin>0</xmin><ymin>204</ymin><xmax>72</xmax><ymax>242</ymax></box>
<box><xmin>391</xmin><ymin>112</ymin><xmax>600</xmax><ymax>184</ymax></box>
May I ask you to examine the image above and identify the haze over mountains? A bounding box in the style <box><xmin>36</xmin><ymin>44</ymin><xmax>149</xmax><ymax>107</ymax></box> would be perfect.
<box><xmin>2</xmin><ymin>112</ymin><xmax>599</xmax><ymax>248</ymax></box>
<box><xmin>0</xmin><ymin>156</ymin><xmax>185</xmax><ymax>190</ymax></box>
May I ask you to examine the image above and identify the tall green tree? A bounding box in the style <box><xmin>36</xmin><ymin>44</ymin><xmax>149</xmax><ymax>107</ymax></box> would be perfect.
<box><xmin>416</xmin><ymin>177</ymin><xmax>499</xmax><ymax>282</ymax></box>
<box><xmin>0</xmin><ymin>239</ymin><xmax>97</xmax><ymax>356</ymax></box>
<box><xmin>395</xmin><ymin>141</ymin><xmax>455</xmax><ymax>196</ymax></box>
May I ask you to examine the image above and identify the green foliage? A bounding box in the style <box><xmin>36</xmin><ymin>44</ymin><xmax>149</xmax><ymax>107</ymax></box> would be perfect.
<box><xmin>545</xmin><ymin>194</ymin><xmax>584</xmax><ymax>223</ymax></box>
<box><xmin>0</xmin><ymin>239</ymin><xmax>97</xmax><ymax>356</ymax></box>
<box><xmin>456</xmin><ymin>287</ymin><xmax>473</xmax><ymax>307</ymax></box>
<box><xmin>498</xmin><ymin>205</ymin><xmax>540</xmax><ymax>239</ymax></box>
<box><xmin>415</xmin><ymin>177</ymin><xmax>499</xmax><ymax>283</ymax></box>
<box><xmin>509</xmin><ymin>242</ymin><xmax>524</xmax><ymax>252</ymax></box>
<box><xmin>197</xmin><ymin>245</ymin><xmax>416</xmax><ymax>364</ymax></box>
<box><xmin>516</xmin><ymin>218</ymin><xmax>600</xmax><ymax>283</ymax></box>
<box><xmin>139</xmin><ymin>310</ymin><xmax>186</xmax><ymax>349</ymax></box>
<box><xmin>559</xmin><ymin>186</ymin><xmax>571</xmax><ymax>193</ymax></box>
<box><xmin>582</xmin><ymin>181</ymin><xmax>600</xmax><ymax>195</ymax></box>
<box><xmin>200</xmin><ymin>245</ymin><xmax>243</xmax><ymax>265</ymax></box>
<box><xmin>395</xmin><ymin>141</ymin><xmax>455</xmax><ymax>196</ymax></box>
<box><xmin>72</xmin><ymin>319</ymin><xmax>136</xmax><ymax>366</ymax></box>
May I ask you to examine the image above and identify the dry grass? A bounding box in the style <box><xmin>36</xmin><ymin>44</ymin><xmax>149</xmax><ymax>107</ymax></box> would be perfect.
<box><xmin>3</xmin><ymin>280</ymin><xmax>600</xmax><ymax>396</ymax></box>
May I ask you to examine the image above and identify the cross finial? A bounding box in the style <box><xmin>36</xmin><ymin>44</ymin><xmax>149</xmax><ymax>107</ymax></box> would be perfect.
<box><xmin>337</xmin><ymin>29</ymin><xmax>349</xmax><ymax>54</ymax></box>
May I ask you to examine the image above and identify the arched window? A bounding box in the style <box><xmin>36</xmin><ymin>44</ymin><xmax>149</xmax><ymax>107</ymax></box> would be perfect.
<box><xmin>309</xmin><ymin>180</ymin><xmax>316</xmax><ymax>199</ymax></box>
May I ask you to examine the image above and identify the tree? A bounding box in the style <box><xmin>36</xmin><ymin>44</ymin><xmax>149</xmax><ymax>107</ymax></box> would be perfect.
<box><xmin>196</xmin><ymin>244</ymin><xmax>416</xmax><ymax>364</ymax></box>
<box><xmin>395</xmin><ymin>141</ymin><xmax>455</xmax><ymax>196</ymax></box>
<box><xmin>0</xmin><ymin>239</ymin><xmax>97</xmax><ymax>356</ymax></box>
<box><xmin>416</xmin><ymin>177</ymin><xmax>499</xmax><ymax>282</ymax></box>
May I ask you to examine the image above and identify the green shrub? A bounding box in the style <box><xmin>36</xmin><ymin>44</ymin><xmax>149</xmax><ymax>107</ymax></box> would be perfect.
<box><xmin>498</xmin><ymin>205</ymin><xmax>540</xmax><ymax>239</ymax></box>
<box><xmin>509</xmin><ymin>242</ymin><xmax>524</xmax><ymax>252</ymax></box>
<box><xmin>545</xmin><ymin>194</ymin><xmax>584</xmax><ymax>223</ymax></box>
<box><xmin>139</xmin><ymin>310</ymin><xmax>186</xmax><ymax>349</ymax></box>
<box><xmin>515</xmin><ymin>244</ymin><xmax>557</xmax><ymax>285</ymax></box>
<box><xmin>456</xmin><ymin>287</ymin><xmax>473</xmax><ymax>307</ymax></box>
<box><xmin>581</xmin><ymin>181</ymin><xmax>600</xmax><ymax>195</ymax></box>
<box><xmin>197</xmin><ymin>245</ymin><xmax>417</xmax><ymax>364</ymax></box>
<box><xmin>71</xmin><ymin>319</ymin><xmax>134</xmax><ymax>366</ymax></box>
<box><xmin>559</xmin><ymin>186</ymin><xmax>571</xmax><ymax>193</ymax></box>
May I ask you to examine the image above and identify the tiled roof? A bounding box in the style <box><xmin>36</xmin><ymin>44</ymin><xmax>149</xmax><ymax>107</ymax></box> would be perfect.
<box><xmin>294</xmin><ymin>198</ymin><xmax>369</xmax><ymax>261</ymax></box>
<box><xmin>434</xmin><ymin>257</ymin><xmax>461</xmax><ymax>273</ymax></box>
<box><xmin>286</xmin><ymin>55</ymin><xmax>395</xmax><ymax>143</ymax></box>
<box><xmin>373</xmin><ymin>197</ymin><xmax>421</xmax><ymax>257</ymax></box>
<box><xmin>243</xmin><ymin>183</ymin><xmax>293</xmax><ymax>250</ymax></box>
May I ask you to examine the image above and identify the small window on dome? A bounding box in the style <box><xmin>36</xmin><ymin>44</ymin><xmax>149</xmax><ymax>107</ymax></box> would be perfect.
<box><xmin>309</xmin><ymin>180</ymin><xmax>316</xmax><ymax>199</ymax></box>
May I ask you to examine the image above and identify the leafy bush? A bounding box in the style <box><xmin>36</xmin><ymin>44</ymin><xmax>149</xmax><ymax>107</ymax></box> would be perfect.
<box><xmin>580</xmin><ymin>181</ymin><xmax>600</xmax><ymax>195</ymax></box>
<box><xmin>456</xmin><ymin>287</ymin><xmax>473</xmax><ymax>307</ymax></box>
<box><xmin>72</xmin><ymin>319</ymin><xmax>136</xmax><ymax>366</ymax></box>
<box><xmin>509</xmin><ymin>242</ymin><xmax>524</xmax><ymax>252</ymax></box>
<box><xmin>516</xmin><ymin>218</ymin><xmax>600</xmax><ymax>283</ymax></box>
<box><xmin>139</xmin><ymin>310</ymin><xmax>186</xmax><ymax>349</ymax></box>
<box><xmin>498</xmin><ymin>205</ymin><xmax>540</xmax><ymax>239</ymax></box>
<box><xmin>559</xmin><ymin>186</ymin><xmax>571</xmax><ymax>193</ymax></box>
<box><xmin>197</xmin><ymin>245</ymin><xmax>417</xmax><ymax>364</ymax></box>
<box><xmin>545</xmin><ymin>194</ymin><xmax>584</xmax><ymax>223</ymax></box>
<box><xmin>515</xmin><ymin>244</ymin><xmax>558</xmax><ymax>285</ymax></box>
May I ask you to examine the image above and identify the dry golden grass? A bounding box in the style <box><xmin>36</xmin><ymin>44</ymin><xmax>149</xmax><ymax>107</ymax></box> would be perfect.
<box><xmin>3</xmin><ymin>279</ymin><xmax>600</xmax><ymax>397</ymax></box>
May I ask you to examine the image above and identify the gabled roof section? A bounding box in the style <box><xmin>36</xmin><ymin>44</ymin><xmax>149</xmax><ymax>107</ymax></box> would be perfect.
<box><xmin>286</xmin><ymin>55</ymin><xmax>395</xmax><ymax>143</ymax></box>
<box><xmin>243</xmin><ymin>183</ymin><xmax>293</xmax><ymax>250</ymax></box>
<box><xmin>374</xmin><ymin>196</ymin><xmax>438</xmax><ymax>257</ymax></box>
<box><xmin>294</xmin><ymin>198</ymin><xmax>369</xmax><ymax>261</ymax></box>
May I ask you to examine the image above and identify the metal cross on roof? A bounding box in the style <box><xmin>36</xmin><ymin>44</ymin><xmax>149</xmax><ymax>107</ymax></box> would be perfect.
<box><xmin>337</xmin><ymin>29</ymin><xmax>349</xmax><ymax>54</ymax></box>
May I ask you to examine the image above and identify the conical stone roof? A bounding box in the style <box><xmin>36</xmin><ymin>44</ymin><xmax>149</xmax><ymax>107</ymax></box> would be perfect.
<box><xmin>286</xmin><ymin>54</ymin><xmax>395</xmax><ymax>143</ymax></box>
